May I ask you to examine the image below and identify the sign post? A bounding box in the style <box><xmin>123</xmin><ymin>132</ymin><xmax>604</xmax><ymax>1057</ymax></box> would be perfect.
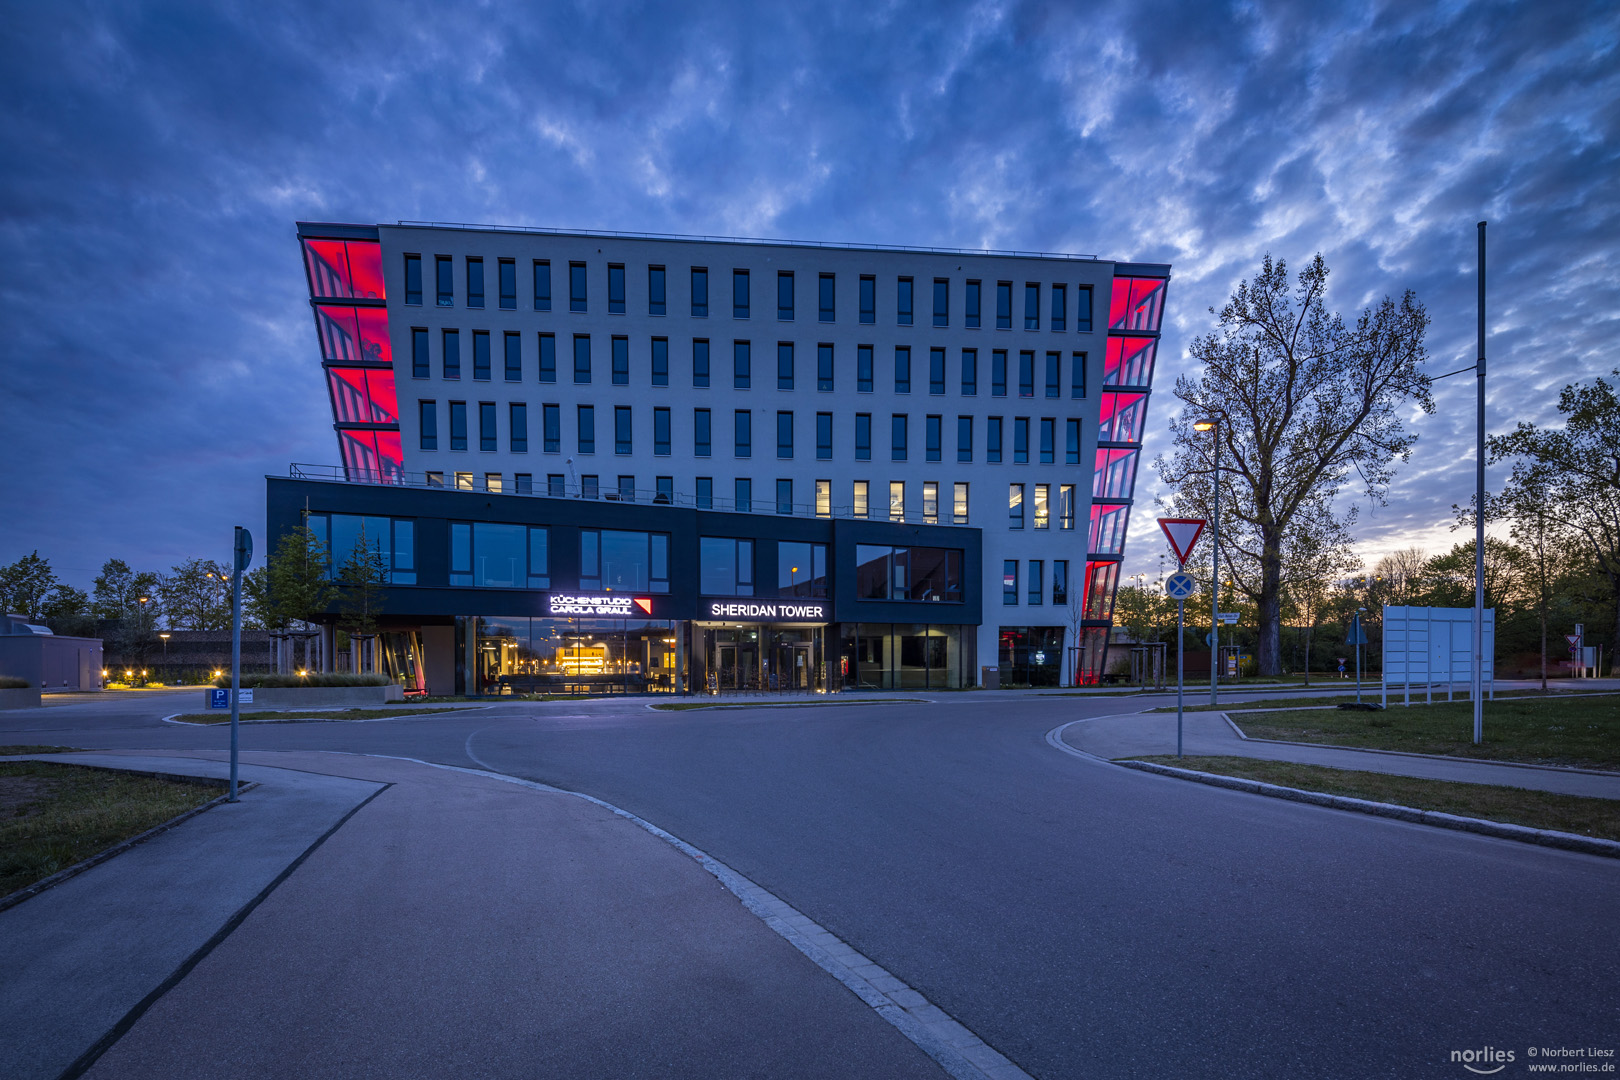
<box><xmin>1159</xmin><ymin>518</ymin><xmax>1206</xmax><ymax>759</ymax></box>
<box><xmin>229</xmin><ymin>526</ymin><xmax>252</xmax><ymax>803</ymax></box>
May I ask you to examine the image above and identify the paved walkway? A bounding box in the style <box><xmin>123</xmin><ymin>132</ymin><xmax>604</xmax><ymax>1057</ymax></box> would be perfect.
<box><xmin>1</xmin><ymin>751</ymin><xmax>946</xmax><ymax>1080</ymax></box>
<box><xmin>1060</xmin><ymin>708</ymin><xmax>1620</xmax><ymax>800</ymax></box>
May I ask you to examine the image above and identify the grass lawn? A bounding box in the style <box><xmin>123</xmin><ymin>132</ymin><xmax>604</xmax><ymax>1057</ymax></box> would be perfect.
<box><xmin>651</xmin><ymin>698</ymin><xmax>929</xmax><ymax>711</ymax></box>
<box><xmin>0</xmin><ymin>746</ymin><xmax>89</xmax><ymax>756</ymax></box>
<box><xmin>2</xmin><ymin>761</ymin><xmax>224</xmax><ymax>898</ymax></box>
<box><xmin>1128</xmin><ymin>755</ymin><xmax>1620</xmax><ymax>842</ymax></box>
<box><xmin>172</xmin><ymin>706</ymin><xmax>472</xmax><ymax>724</ymax></box>
<box><xmin>1225</xmin><ymin>694</ymin><xmax>1620</xmax><ymax>769</ymax></box>
<box><xmin>1148</xmin><ymin>688</ymin><xmax>1555</xmax><ymax>713</ymax></box>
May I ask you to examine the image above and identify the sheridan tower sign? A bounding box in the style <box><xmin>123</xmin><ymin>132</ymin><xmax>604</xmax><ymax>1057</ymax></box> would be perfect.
<box><xmin>702</xmin><ymin>600</ymin><xmax>828</xmax><ymax>621</ymax></box>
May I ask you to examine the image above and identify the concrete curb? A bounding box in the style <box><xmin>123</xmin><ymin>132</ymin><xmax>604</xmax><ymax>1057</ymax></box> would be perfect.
<box><xmin>1114</xmin><ymin>759</ymin><xmax>1620</xmax><ymax>860</ymax></box>
<box><xmin>1229</xmin><ymin>729</ymin><xmax>1620</xmax><ymax>778</ymax></box>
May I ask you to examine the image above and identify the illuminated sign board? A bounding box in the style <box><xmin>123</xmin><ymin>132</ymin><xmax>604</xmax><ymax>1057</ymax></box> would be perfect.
<box><xmin>702</xmin><ymin>599</ymin><xmax>828</xmax><ymax>622</ymax></box>
<box><xmin>548</xmin><ymin>594</ymin><xmax>656</xmax><ymax>617</ymax></box>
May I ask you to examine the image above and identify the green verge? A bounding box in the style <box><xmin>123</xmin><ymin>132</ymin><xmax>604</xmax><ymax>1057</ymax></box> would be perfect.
<box><xmin>1</xmin><ymin>761</ymin><xmax>224</xmax><ymax>898</ymax></box>
<box><xmin>1225</xmin><ymin>694</ymin><xmax>1620</xmax><ymax>769</ymax></box>
<box><xmin>1149</xmin><ymin>688</ymin><xmax>1553</xmax><ymax>713</ymax></box>
<box><xmin>1127</xmin><ymin>755</ymin><xmax>1620</xmax><ymax>842</ymax></box>
<box><xmin>0</xmin><ymin>746</ymin><xmax>89</xmax><ymax>756</ymax></box>
<box><xmin>651</xmin><ymin>698</ymin><xmax>930</xmax><ymax>711</ymax></box>
<box><xmin>171</xmin><ymin>706</ymin><xmax>471</xmax><ymax>724</ymax></box>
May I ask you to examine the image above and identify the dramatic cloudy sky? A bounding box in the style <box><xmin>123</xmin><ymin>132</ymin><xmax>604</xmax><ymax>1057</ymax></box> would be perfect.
<box><xmin>2</xmin><ymin>0</ymin><xmax>1616</xmax><ymax>591</ymax></box>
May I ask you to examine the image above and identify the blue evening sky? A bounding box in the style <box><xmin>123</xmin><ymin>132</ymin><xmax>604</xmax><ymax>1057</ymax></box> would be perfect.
<box><xmin>1</xmin><ymin>1</ymin><xmax>1616</xmax><ymax>590</ymax></box>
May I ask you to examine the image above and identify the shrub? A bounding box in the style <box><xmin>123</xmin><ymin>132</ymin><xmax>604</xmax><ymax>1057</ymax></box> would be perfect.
<box><xmin>0</xmin><ymin>676</ymin><xmax>29</xmax><ymax>689</ymax></box>
<box><xmin>209</xmin><ymin>672</ymin><xmax>391</xmax><ymax>689</ymax></box>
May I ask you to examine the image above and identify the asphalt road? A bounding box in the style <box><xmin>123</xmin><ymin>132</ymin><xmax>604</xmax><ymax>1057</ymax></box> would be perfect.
<box><xmin>9</xmin><ymin>688</ymin><xmax>1618</xmax><ymax>1079</ymax></box>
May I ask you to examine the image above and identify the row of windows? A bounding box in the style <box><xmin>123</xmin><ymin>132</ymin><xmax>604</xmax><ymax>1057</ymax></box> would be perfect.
<box><xmin>416</xmin><ymin>401</ymin><xmax>1110</xmax><ymax>463</ymax></box>
<box><xmin>1001</xmin><ymin>560</ymin><xmax>1072</xmax><ymax>606</ymax></box>
<box><xmin>403</xmin><ymin>255</ymin><xmax>1097</xmax><ymax>331</ymax></box>
<box><xmin>406</xmin><ymin>330</ymin><xmax>1100</xmax><ymax>397</ymax></box>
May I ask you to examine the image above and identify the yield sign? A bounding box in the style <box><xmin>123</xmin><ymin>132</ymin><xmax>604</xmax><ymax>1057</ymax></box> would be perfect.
<box><xmin>1158</xmin><ymin>518</ymin><xmax>1206</xmax><ymax>566</ymax></box>
<box><xmin>1566</xmin><ymin>634</ymin><xmax>1582</xmax><ymax>647</ymax></box>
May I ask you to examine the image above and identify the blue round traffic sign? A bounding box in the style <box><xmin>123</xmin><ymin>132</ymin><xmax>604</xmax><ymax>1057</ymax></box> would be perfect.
<box><xmin>1164</xmin><ymin>572</ymin><xmax>1197</xmax><ymax>600</ymax></box>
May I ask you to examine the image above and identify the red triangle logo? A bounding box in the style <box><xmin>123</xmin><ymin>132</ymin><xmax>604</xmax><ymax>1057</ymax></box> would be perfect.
<box><xmin>633</xmin><ymin>597</ymin><xmax>654</xmax><ymax>614</ymax></box>
<box><xmin>1158</xmin><ymin>518</ymin><xmax>1206</xmax><ymax>565</ymax></box>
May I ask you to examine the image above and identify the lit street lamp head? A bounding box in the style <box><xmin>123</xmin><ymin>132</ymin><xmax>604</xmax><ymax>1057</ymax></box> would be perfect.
<box><xmin>1193</xmin><ymin>419</ymin><xmax>1218</xmax><ymax>432</ymax></box>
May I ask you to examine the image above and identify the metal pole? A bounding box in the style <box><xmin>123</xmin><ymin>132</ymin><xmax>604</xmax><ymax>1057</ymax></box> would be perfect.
<box><xmin>1210</xmin><ymin>429</ymin><xmax>1219</xmax><ymax>706</ymax></box>
<box><xmin>1177</xmin><ymin>600</ymin><xmax>1185</xmax><ymax>757</ymax></box>
<box><xmin>229</xmin><ymin>527</ymin><xmax>245</xmax><ymax>802</ymax></box>
<box><xmin>1354</xmin><ymin>614</ymin><xmax>1362</xmax><ymax>705</ymax></box>
<box><xmin>1474</xmin><ymin>221</ymin><xmax>1486</xmax><ymax>745</ymax></box>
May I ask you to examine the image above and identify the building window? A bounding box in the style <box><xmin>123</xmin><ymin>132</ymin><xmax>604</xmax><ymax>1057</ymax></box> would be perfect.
<box><xmin>696</xmin><ymin>476</ymin><xmax>713</xmax><ymax>509</ymax></box>
<box><xmin>733</xmin><ymin>270</ymin><xmax>750</xmax><ymax>318</ymax></box>
<box><xmin>953</xmin><ymin>482</ymin><xmax>969</xmax><ymax>524</ymax></box>
<box><xmin>577</xmin><ymin>405</ymin><xmax>595</xmax><ymax>454</ymax></box>
<box><xmin>1018</xmin><ymin>351</ymin><xmax>1034</xmax><ymax>397</ymax></box>
<box><xmin>412</xmin><ymin>328</ymin><xmax>429</xmax><ymax>378</ymax></box>
<box><xmin>449</xmin><ymin>401</ymin><xmax>467</xmax><ymax>451</ymax></box>
<box><xmin>777</xmin><ymin>271</ymin><xmax>794</xmax><ymax>320</ymax></box>
<box><xmin>815</xmin><ymin>479</ymin><xmax>831</xmax><ymax>517</ymax></box>
<box><xmin>499</xmin><ymin>259</ymin><xmax>516</xmax><ymax>309</ymax></box>
<box><xmin>1077</xmin><ymin>285</ymin><xmax>1093</xmax><ymax>332</ymax></box>
<box><xmin>1003</xmin><ymin>560</ymin><xmax>1018</xmax><ymax>604</ymax></box>
<box><xmin>426</xmin><ymin>472</ymin><xmax>444</xmax><ymax>488</ymax></box>
<box><xmin>777</xmin><ymin>342</ymin><xmax>794</xmax><ymax>390</ymax></box>
<box><xmin>735</xmin><ymin>478</ymin><xmax>752</xmax><ymax>513</ymax></box>
<box><xmin>966</xmin><ymin>279</ymin><xmax>981</xmax><ymax>328</ymax></box>
<box><xmin>1051</xmin><ymin>284</ymin><xmax>1066</xmax><ymax>332</ymax></box>
<box><xmin>895</xmin><ymin>347</ymin><xmax>911</xmax><ymax>393</ymax></box>
<box><xmin>1053</xmin><ymin>560</ymin><xmax>1069</xmax><ymax>605</ymax></box>
<box><xmin>855</xmin><ymin>413</ymin><xmax>872</xmax><ymax>461</ymax></box>
<box><xmin>816</xmin><ymin>412</ymin><xmax>832</xmax><ymax>460</ymax></box>
<box><xmin>569</xmin><ymin>262</ymin><xmax>587</xmax><ymax>311</ymax></box>
<box><xmin>1072</xmin><ymin>351</ymin><xmax>1087</xmax><ymax>398</ymax></box>
<box><xmin>891</xmin><ymin>414</ymin><xmax>908</xmax><ymax>461</ymax></box>
<box><xmin>962</xmin><ymin>349</ymin><xmax>977</xmax><ymax>395</ymax></box>
<box><xmin>992</xmin><ymin>350</ymin><xmax>1007</xmax><ymax>396</ymax></box>
<box><xmin>419</xmin><ymin>401</ymin><xmax>437</xmax><ymax>450</ymax></box>
<box><xmin>610</xmin><ymin>336</ymin><xmax>629</xmax><ymax>385</ymax></box>
<box><xmin>817</xmin><ymin>343</ymin><xmax>834</xmax><ymax>391</ymax></box>
<box><xmin>467</xmin><ymin>258</ymin><xmax>484</xmax><ymax>308</ymax></box>
<box><xmin>1009</xmin><ymin>483</ymin><xmax>1024</xmax><ymax>529</ymax></box>
<box><xmin>1045</xmin><ymin>352</ymin><xmax>1061</xmax><ymax>398</ymax></box>
<box><xmin>307</xmin><ymin>513</ymin><xmax>418</xmax><ymax>585</ymax></box>
<box><xmin>656</xmin><ymin>476</ymin><xmax>673</xmax><ymax>504</ymax></box>
<box><xmin>859</xmin><ymin>275</ymin><xmax>876</xmax><ymax>324</ymax></box>
<box><xmin>538</xmin><ymin>333</ymin><xmax>556</xmax><ymax>383</ymax></box>
<box><xmin>534</xmin><ymin>260</ymin><xmax>552</xmax><ymax>311</ymax></box>
<box><xmin>653</xmin><ymin>407</ymin><xmax>671</xmax><ymax>456</ymax></box>
<box><xmin>1060</xmin><ymin>484</ymin><xmax>1076</xmax><ymax>530</ymax></box>
<box><xmin>996</xmin><ymin>281</ymin><xmax>1012</xmax><ymax>329</ymax></box>
<box><xmin>693</xmin><ymin>339</ymin><xmax>710</xmax><ymax>387</ymax></box>
<box><xmin>650</xmin><ymin>337</ymin><xmax>669</xmax><ymax>386</ymax></box>
<box><xmin>857</xmin><ymin>345</ymin><xmax>874</xmax><ymax>393</ymax></box>
<box><xmin>617</xmin><ymin>475</ymin><xmax>635</xmax><ymax>502</ymax></box>
<box><xmin>691</xmin><ymin>267</ymin><xmax>709</xmax><ymax>317</ymax></box>
<box><xmin>776</xmin><ymin>541</ymin><xmax>828</xmax><ymax>597</ymax></box>
<box><xmin>700</xmin><ymin>537</ymin><xmax>753</xmax><ymax>596</ymax></box>
<box><xmin>581</xmin><ymin>475</ymin><xmax>599</xmax><ymax>499</ymax></box>
<box><xmin>1040</xmin><ymin>418</ymin><xmax>1056</xmax><ymax>463</ymax></box>
<box><xmin>405</xmin><ymin>255</ymin><xmax>422</xmax><ymax>305</ymax></box>
<box><xmin>510</xmin><ymin>403</ymin><xmax>528</xmax><ymax>453</ymax></box>
<box><xmin>929</xmin><ymin>347</ymin><xmax>946</xmax><ymax>394</ymax></box>
<box><xmin>776</xmin><ymin>410</ymin><xmax>794</xmax><ymax>458</ymax></box>
<box><xmin>515</xmin><ymin>473</ymin><xmax>532</xmax><ymax>494</ymax></box>
<box><xmin>614</xmin><ymin>406</ymin><xmax>632</xmax><ymax>454</ymax></box>
<box><xmin>1034</xmin><ymin>483</ymin><xmax>1050</xmax><ymax>529</ymax></box>
<box><xmin>486</xmin><ymin>473</ymin><xmax>502</xmax><ymax>493</ymax></box>
<box><xmin>695</xmin><ymin>408</ymin><xmax>712</xmax><ymax>456</ymax></box>
<box><xmin>923</xmin><ymin>481</ymin><xmax>939</xmax><ymax>524</ymax></box>
<box><xmin>734</xmin><ymin>410</ymin><xmax>752</xmax><ymax>457</ymax></box>
<box><xmin>855</xmin><ymin>545</ymin><xmax>964</xmax><ymax>602</ymax></box>
<box><xmin>455</xmin><ymin>471</ymin><xmax>473</xmax><ymax>490</ymax></box>
<box><xmin>897</xmin><ymin>277</ymin><xmax>914</xmax><ymax>325</ymax></box>
<box><xmin>853</xmin><ymin>480</ymin><xmax>869</xmax><ymax>518</ymax></box>
<box><xmin>436</xmin><ymin>255</ymin><xmax>453</xmax><ymax>306</ymax></box>
<box><xmin>819</xmin><ymin>273</ymin><xmax>835</xmax><ymax>322</ymax></box>
<box><xmin>543</xmin><ymin>403</ymin><xmax>560</xmax><ymax>453</ymax></box>
<box><xmin>580</xmin><ymin>529</ymin><xmax>670</xmax><ymax>592</ymax></box>
<box><xmin>776</xmin><ymin>478</ymin><xmax>793</xmax><ymax>515</ymax></box>
<box><xmin>573</xmin><ymin>335</ymin><xmax>591</xmax><ymax>383</ymax></box>
<box><xmin>1066</xmin><ymin>419</ymin><xmax>1081</xmax><ymax>464</ymax></box>
<box><xmin>1024</xmin><ymin>283</ymin><xmax>1040</xmax><ymax>330</ymax></box>
<box><xmin>1028</xmin><ymin>560</ymin><xmax>1044</xmax><ymax>605</ymax></box>
<box><xmin>734</xmin><ymin>341</ymin><xmax>751</xmax><ymax>389</ymax></box>
<box><xmin>473</xmin><ymin>331</ymin><xmax>491</xmax><ymax>381</ymax></box>
<box><xmin>957</xmin><ymin>416</ymin><xmax>973</xmax><ymax>462</ymax></box>
<box><xmin>505</xmin><ymin>332</ymin><xmax>522</xmax><ymax>382</ymax></box>
<box><xmin>608</xmin><ymin>264</ymin><xmax>625</xmax><ymax>314</ymax></box>
<box><xmin>987</xmin><ymin>416</ymin><xmax>1003</xmax><ymax>463</ymax></box>
<box><xmin>1014</xmin><ymin>417</ymin><xmax>1030</xmax><ymax>463</ymax></box>
<box><xmin>889</xmin><ymin>480</ymin><xmax>905</xmax><ymax>521</ymax></box>
<box><xmin>548</xmin><ymin>474</ymin><xmax>565</xmax><ymax>497</ymax></box>
<box><xmin>925</xmin><ymin>415</ymin><xmax>942</xmax><ymax>462</ymax></box>
<box><xmin>479</xmin><ymin>402</ymin><xmax>497</xmax><ymax>451</ymax></box>
<box><xmin>649</xmin><ymin>266</ymin><xmax>666</xmax><ymax>316</ymax></box>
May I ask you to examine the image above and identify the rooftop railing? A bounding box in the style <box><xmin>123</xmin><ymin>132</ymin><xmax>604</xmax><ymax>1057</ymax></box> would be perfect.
<box><xmin>285</xmin><ymin>464</ymin><xmax>972</xmax><ymax>529</ymax></box>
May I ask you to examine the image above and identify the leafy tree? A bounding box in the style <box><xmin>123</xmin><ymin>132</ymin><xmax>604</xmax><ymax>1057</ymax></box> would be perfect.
<box><xmin>42</xmin><ymin>584</ymin><xmax>96</xmax><ymax>637</ymax></box>
<box><xmin>262</xmin><ymin>526</ymin><xmax>332</xmax><ymax>631</ymax></box>
<box><xmin>241</xmin><ymin>565</ymin><xmax>271</xmax><ymax>630</ymax></box>
<box><xmin>1156</xmin><ymin>254</ymin><xmax>1432</xmax><ymax>676</ymax></box>
<box><xmin>92</xmin><ymin>559</ymin><xmax>162</xmax><ymax>622</ymax></box>
<box><xmin>157</xmin><ymin>557</ymin><xmax>233</xmax><ymax>630</ymax></box>
<box><xmin>336</xmin><ymin>525</ymin><xmax>388</xmax><ymax>643</ymax></box>
<box><xmin>0</xmin><ymin>550</ymin><xmax>58</xmax><ymax>621</ymax></box>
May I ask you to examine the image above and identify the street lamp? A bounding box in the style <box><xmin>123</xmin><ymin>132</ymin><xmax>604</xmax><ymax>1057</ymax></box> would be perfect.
<box><xmin>1193</xmin><ymin>417</ymin><xmax>1220</xmax><ymax>704</ymax></box>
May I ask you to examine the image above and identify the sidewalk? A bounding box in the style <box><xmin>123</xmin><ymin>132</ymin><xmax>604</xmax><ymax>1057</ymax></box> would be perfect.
<box><xmin>1</xmin><ymin>751</ymin><xmax>946</xmax><ymax>1080</ymax></box>
<box><xmin>1060</xmin><ymin>709</ymin><xmax>1620</xmax><ymax>800</ymax></box>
